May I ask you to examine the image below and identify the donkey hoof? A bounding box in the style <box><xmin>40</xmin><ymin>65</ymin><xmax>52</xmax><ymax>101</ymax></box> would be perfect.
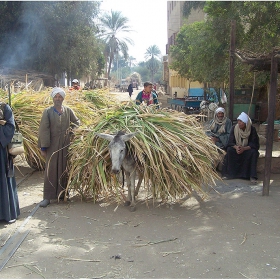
<box><xmin>130</xmin><ymin>206</ymin><xmax>136</xmax><ymax>212</ymax></box>
<box><xmin>124</xmin><ymin>201</ymin><xmax>131</xmax><ymax>206</ymax></box>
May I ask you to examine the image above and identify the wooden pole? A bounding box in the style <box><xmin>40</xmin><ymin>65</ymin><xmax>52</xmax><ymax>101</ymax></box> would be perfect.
<box><xmin>248</xmin><ymin>72</ymin><xmax>256</xmax><ymax>116</ymax></box>
<box><xmin>263</xmin><ymin>52</ymin><xmax>278</xmax><ymax>196</ymax></box>
<box><xmin>8</xmin><ymin>83</ymin><xmax>11</xmax><ymax>107</ymax></box>
<box><xmin>229</xmin><ymin>20</ymin><xmax>236</xmax><ymax>121</ymax></box>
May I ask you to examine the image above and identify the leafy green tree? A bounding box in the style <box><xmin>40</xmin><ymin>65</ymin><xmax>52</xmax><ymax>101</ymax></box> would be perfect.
<box><xmin>169</xmin><ymin>1</ymin><xmax>280</xmax><ymax>88</ymax></box>
<box><xmin>131</xmin><ymin>61</ymin><xmax>163</xmax><ymax>86</ymax></box>
<box><xmin>237</xmin><ymin>1</ymin><xmax>280</xmax><ymax>52</ymax></box>
<box><xmin>0</xmin><ymin>2</ymin><xmax>23</xmax><ymax>34</ymax></box>
<box><xmin>133</xmin><ymin>62</ymin><xmax>149</xmax><ymax>83</ymax></box>
<box><xmin>203</xmin><ymin>1</ymin><xmax>280</xmax><ymax>85</ymax></box>
<box><xmin>0</xmin><ymin>1</ymin><xmax>104</xmax><ymax>82</ymax></box>
<box><xmin>99</xmin><ymin>10</ymin><xmax>134</xmax><ymax>85</ymax></box>
<box><xmin>170</xmin><ymin>21</ymin><xmax>231</xmax><ymax>86</ymax></box>
<box><xmin>153</xmin><ymin>62</ymin><xmax>164</xmax><ymax>85</ymax></box>
<box><xmin>144</xmin><ymin>45</ymin><xmax>161</xmax><ymax>83</ymax></box>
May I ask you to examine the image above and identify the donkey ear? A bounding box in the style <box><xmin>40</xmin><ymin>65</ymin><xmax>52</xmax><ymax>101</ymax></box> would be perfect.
<box><xmin>95</xmin><ymin>133</ymin><xmax>114</xmax><ymax>142</ymax></box>
<box><xmin>121</xmin><ymin>132</ymin><xmax>137</xmax><ymax>142</ymax></box>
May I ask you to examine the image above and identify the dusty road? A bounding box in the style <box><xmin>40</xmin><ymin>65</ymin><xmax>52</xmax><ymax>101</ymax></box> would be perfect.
<box><xmin>108</xmin><ymin>87</ymin><xmax>138</xmax><ymax>102</ymax></box>
<box><xmin>0</xmin><ymin>163</ymin><xmax>280</xmax><ymax>278</ymax></box>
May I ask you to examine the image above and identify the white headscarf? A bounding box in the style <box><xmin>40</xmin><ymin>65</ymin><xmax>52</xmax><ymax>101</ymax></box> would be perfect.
<box><xmin>51</xmin><ymin>87</ymin><xmax>66</xmax><ymax>99</ymax></box>
<box><xmin>237</xmin><ymin>112</ymin><xmax>249</xmax><ymax>124</ymax></box>
<box><xmin>234</xmin><ymin>112</ymin><xmax>252</xmax><ymax>146</ymax></box>
<box><xmin>215</xmin><ymin>107</ymin><xmax>225</xmax><ymax>114</ymax></box>
<box><xmin>209</xmin><ymin>107</ymin><xmax>227</xmax><ymax>134</ymax></box>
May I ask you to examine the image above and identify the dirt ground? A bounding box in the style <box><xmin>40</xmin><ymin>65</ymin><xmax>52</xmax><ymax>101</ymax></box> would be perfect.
<box><xmin>1</xmin><ymin>89</ymin><xmax>280</xmax><ymax>279</ymax></box>
<box><xmin>1</xmin><ymin>165</ymin><xmax>280</xmax><ymax>279</ymax></box>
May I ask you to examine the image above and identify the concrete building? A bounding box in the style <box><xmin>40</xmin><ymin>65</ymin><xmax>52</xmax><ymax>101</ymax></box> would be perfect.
<box><xmin>164</xmin><ymin>1</ymin><xmax>205</xmax><ymax>98</ymax></box>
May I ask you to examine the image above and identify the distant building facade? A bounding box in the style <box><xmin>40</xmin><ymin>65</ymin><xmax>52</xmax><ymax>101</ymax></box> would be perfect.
<box><xmin>164</xmin><ymin>1</ymin><xmax>205</xmax><ymax>98</ymax></box>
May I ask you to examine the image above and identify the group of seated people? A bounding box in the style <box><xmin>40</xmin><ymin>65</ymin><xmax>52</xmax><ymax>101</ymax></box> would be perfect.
<box><xmin>206</xmin><ymin>107</ymin><xmax>259</xmax><ymax>184</ymax></box>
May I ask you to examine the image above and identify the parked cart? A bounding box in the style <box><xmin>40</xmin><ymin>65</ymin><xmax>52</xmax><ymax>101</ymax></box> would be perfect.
<box><xmin>167</xmin><ymin>96</ymin><xmax>204</xmax><ymax>114</ymax></box>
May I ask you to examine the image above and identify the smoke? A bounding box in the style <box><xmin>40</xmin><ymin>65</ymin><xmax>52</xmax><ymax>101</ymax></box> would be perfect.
<box><xmin>0</xmin><ymin>2</ymin><xmax>47</xmax><ymax>69</ymax></box>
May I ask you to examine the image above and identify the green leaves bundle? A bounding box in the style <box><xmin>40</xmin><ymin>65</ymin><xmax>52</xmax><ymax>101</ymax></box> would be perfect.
<box><xmin>67</xmin><ymin>103</ymin><xmax>222</xmax><ymax>205</ymax></box>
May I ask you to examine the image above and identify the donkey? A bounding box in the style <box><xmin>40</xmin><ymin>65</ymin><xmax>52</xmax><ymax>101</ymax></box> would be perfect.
<box><xmin>96</xmin><ymin>131</ymin><xmax>144</xmax><ymax>211</ymax></box>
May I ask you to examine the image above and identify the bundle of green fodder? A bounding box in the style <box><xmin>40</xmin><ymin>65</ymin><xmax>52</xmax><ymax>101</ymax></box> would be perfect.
<box><xmin>0</xmin><ymin>89</ymin><xmax>47</xmax><ymax>169</ymax></box>
<box><xmin>67</xmin><ymin>102</ymin><xmax>222</xmax><ymax>204</ymax></box>
<box><xmin>83</xmin><ymin>88</ymin><xmax>115</xmax><ymax>108</ymax></box>
<box><xmin>7</xmin><ymin>88</ymin><xmax>114</xmax><ymax>170</ymax></box>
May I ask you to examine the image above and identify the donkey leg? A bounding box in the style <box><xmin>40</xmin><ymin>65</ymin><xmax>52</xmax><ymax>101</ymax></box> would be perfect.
<box><xmin>124</xmin><ymin>171</ymin><xmax>131</xmax><ymax>206</ymax></box>
<box><xmin>134</xmin><ymin>171</ymin><xmax>143</xmax><ymax>197</ymax></box>
<box><xmin>129</xmin><ymin>172</ymin><xmax>137</xmax><ymax>212</ymax></box>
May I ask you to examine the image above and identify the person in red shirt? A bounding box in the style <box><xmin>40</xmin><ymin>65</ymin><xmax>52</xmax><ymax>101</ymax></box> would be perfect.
<box><xmin>70</xmin><ymin>79</ymin><xmax>81</xmax><ymax>90</ymax></box>
<box><xmin>135</xmin><ymin>81</ymin><xmax>159</xmax><ymax>107</ymax></box>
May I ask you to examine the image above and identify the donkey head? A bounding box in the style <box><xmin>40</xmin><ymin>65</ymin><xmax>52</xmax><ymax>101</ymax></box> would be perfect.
<box><xmin>96</xmin><ymin>131</ymin><xmax>137</xmax><ymax>174</ymax></box>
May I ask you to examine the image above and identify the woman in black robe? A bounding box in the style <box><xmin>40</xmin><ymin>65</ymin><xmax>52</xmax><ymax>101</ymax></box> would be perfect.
<box><xmin>0</xmin><ymin>102</ymin><xmax>20</xmax><ymax>223</ymax></box>
<box><xmin>222</xmin><ymin>112</ymin><xmax>259</xmax><ymax>183</ymax></box>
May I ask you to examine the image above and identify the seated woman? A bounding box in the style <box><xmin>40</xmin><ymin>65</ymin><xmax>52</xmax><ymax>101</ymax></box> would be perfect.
<box><xmin>206</xmin><ymin>107</ymin><xmax>232</xmax><ymax>150</ymax></box>
<box><xmin>222</xmin><ymin>112</ymin><xmax>259</xmax><ymax>183</ymax></box>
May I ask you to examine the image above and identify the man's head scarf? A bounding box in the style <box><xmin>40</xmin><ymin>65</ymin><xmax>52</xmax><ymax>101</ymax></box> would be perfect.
<box><xmin>215</xmin><ymin>107</ymin><xmax>225</xmax><ymax>115</ymax></box>
<box><xmin>234</xmin><ymin>112</ymin><xmax>252</xmax><ymax>146</ymax></box>
<box><xmin>237</xmin><ymin>112</ymin><xmax>249</xmax><ymax>124</ymax></box>
<box><xmin>209</xmin><ymin>107</ymin><xmax>227</xmax><ymax>134</ymax></box>
<box><xmin>51</xmin><ymin>87</ymin><xmax>66</xmax><ymax>99</ymax></box>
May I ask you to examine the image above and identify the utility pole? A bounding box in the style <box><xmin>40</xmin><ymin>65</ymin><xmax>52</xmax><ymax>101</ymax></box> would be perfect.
<box><xmin>229</xmin><ymin>20</ymin><xmax>236</xmax><ymax>121</ymax></box>
<box><xmin>263</xmin><ymin>51</ymin><xmax>278</xmax><ymax>196</ymax></box>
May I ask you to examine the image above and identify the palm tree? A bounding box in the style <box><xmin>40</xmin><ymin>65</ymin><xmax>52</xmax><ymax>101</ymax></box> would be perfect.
<box><xmin>144</xmin><ymin>45</ymin><xmax>161</xmax><ymax>83</ymax></box>
<box><xmin>99</xmin><ymin>10</ymin><xmax>134</xmax><ymax>86</ymax></box>
<box><xmin>144</xmin><ymin>45</ymin><xmax>161</xmax><ymax>60</ymax></box>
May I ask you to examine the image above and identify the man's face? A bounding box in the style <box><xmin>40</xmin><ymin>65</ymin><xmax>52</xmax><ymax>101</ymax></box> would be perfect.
<box><xmin>144</xmin><ymin>85</ymin><xmax>153</xmax><ymax>93</ymax></box>
<box><xmin>53</xmin><ymin>93</ymin><xmax>64</xmax><ymax>106</ymax></box>
<box><xmin>217</xmin><ymin>112</ymin><xmax>224</xmax><ymax>120</ymax></box>
<box><xmin>237</xmin><ymin>119</ymin><xmax>246</xmax><ymax>130</ymax></box>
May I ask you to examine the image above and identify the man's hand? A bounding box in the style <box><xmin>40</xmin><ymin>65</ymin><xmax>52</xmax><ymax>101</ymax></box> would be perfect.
<box><xmin>0</xmin><ymin>120</ymin><xmax>6</xmax><ymax>125</ymax></box>
<box><xmin>234</xmin><ymin>145</ymin><xmax>246</xmax><ymax>154</ymax></box>
<box><xmin>210</xmin><ymin>136</ymin><xmax>219</xmax><ymax>144</ymax></box>
<box><xmin>236</xmin><ymin>146</ymin><xmax>243</xmax><ymax>154</ymax></box>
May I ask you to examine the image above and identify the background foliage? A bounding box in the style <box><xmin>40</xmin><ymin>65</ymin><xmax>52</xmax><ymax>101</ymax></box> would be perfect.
<box><xmin>170</xmin><ymin>1</ymin><xmax>280</xmax><ymax>88</ymax></box>
<box><xmin>0</xmin><ymin>1</ymin><xmax>104</xmax><ymax>82</ymax></box>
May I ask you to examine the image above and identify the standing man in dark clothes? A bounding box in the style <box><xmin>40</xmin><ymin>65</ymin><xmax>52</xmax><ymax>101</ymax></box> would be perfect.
<box><xmin>127</xmin><ymin>83</ymin><xmax>133</xmax><ymax>98</ymax></box>
<box><xmin>0</xmin><ymin>101</ymin><xmax>20</xmax><ymax>223</ymax></box>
